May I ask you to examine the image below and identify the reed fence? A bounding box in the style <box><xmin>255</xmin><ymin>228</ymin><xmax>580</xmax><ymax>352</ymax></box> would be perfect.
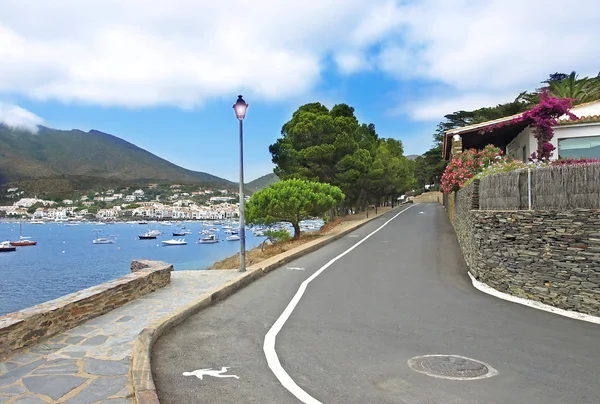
<box><xmin>477</xmin><ymin>163</ymin><xmax>600</xmax><ymax>210</ymax></box>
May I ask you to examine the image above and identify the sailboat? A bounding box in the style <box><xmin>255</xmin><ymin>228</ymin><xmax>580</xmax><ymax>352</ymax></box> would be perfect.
<box><xmin>10</xmin><ymin>222</ymin><xmax>37</xmax><ymax>246</ymax></box>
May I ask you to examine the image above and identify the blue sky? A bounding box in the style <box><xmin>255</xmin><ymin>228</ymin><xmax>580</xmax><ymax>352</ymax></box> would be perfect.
<box><xmin>8</xmin><ymin>73</ymin><xmax>436</xmax><ymax>182</ymax></box>
<box><xmin>1</xmin><ymin>0</ymin><xmax>598</xmax><ymax>181</ymax></box>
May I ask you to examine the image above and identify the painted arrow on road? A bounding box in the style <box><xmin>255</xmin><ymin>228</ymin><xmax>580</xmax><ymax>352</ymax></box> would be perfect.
<box><xmin>183</xmin><ymin>367</ymin><xmax>239</xmax><ymax>380</ymax></box>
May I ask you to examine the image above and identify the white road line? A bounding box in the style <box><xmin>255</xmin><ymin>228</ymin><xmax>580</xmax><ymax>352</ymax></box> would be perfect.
<box><xmin>263</xmin><ymin>204</ymin><xmax>416</xmax><ymax>403</ymax></box>
<box><xmin>468</xmin><ymin>272</ymin><xmax>600</xmax><ymax>325</ymax></box>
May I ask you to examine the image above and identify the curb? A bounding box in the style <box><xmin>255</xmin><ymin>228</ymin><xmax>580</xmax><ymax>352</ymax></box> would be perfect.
<box><xmin>130</xmin><ymin>207</ymin><xmax>403</xmax><ymax>403</ymax></box>
<box><xmin>468</xmin><ymin>272</ymin><xmax>600</xmax><ymax>325</ymax></box>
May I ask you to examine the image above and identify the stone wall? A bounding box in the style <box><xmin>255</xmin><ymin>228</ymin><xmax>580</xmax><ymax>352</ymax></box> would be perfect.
<box><xmin>451</xmin><ymin>186</ymin><xmax>600</xmax><ymax>316</ymax></box>
<box><xmin>0</xmin><ymin>260</ymin><xmax>172</xmax><ymax>358</ymax></box>
<box><xmin>413</xmin><ymin>191</ymin><xmax>443</xmax><ymax>204</ymax></box>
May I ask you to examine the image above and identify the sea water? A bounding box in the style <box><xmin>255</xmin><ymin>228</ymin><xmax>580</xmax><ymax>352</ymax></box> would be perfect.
<box><xmin>0</xmin><ymin>221</ymin><xmax>268</xmax><ymax>315</ymax></box>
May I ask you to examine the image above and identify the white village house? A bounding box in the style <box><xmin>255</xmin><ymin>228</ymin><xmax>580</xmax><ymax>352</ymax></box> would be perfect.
<box><xmin>443</xmin><ymin>100</ymin><xmax>600</xmax><ymax>161</ymax></box>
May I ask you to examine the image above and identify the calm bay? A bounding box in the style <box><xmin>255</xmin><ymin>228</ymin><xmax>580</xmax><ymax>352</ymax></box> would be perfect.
<box><xmin>0</xmin><ymin>221</ymin><xmax>267</xmax><ymax>315</ymax></box>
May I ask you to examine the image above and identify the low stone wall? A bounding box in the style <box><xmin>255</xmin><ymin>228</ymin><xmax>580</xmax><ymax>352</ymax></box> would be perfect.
<box><xmin>0</xmin><ymin>260</ymin><xmax>172</xmax><ymax>358</ymax></box>
<box><xmin>451</xmin><ymin>186</ymin><xmax>600</xmax><ymax>316</ymax></box>
<box><xmin>413</xmin><ymin>191</ymin><xmax>443</xmax><ymax>204</ymax></box>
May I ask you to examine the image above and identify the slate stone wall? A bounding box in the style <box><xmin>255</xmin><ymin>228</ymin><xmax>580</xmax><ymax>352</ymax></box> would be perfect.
<box><xmin>0</xmin><ymin>260</ymin><xmax>172</xmax><ymax>358</ymax></box>
<box><xmin>451</xmin><ymin>186</ymin><xmax>600</xmax><ymax>316</ymax></box>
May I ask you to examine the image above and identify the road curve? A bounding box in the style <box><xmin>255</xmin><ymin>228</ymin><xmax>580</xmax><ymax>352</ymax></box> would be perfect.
<box><xmin>152</xmin><ymin>203</ymin><xmax>600</xmax><ymax>404</ymax></box>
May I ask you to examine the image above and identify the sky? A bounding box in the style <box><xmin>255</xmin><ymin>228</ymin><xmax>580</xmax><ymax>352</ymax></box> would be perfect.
<box><xmin>0</xmin><ymin>1</ymin><xmax>598</xmax><ymax>182</ymax></box>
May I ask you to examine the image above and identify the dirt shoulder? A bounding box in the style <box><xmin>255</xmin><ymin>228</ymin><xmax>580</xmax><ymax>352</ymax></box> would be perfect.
<box><xmin>208</xmin><ymin>207</ymin><xmax>393</xmax><ymax>270</ymax></box>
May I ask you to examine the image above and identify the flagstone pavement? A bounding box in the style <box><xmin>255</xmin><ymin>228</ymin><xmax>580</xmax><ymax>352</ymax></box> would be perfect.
<box><xmin>0</xmin><ymin>270</ymin><xmax>240</xmax><ymax>404</ymax></box>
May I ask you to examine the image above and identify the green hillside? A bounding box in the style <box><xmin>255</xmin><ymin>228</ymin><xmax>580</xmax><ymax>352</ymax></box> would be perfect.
<box><xmin>246</xmin><ymin>173</ymin><xmax>279</xmax><ymax>192</ymax></box>
<box><xmin>0</xmin><ymin>124</ymin><xmax>233</xmax><ymax>196</ymax></box>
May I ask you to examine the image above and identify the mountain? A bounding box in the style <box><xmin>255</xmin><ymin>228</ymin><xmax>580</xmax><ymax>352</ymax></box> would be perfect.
<box><xmin>406</xmin><ymin>154</ymin><xmax>420</xmax><ymax>161</ymax></box>
<box><xmin>0</xmin><ymin>124</ymin><xmax>233</xmax><ymax>195</ymax></box>
<box><xmin>246</xmin><ymin>173</ymin><xmax>279</xmax><ymax>192</ymax></box>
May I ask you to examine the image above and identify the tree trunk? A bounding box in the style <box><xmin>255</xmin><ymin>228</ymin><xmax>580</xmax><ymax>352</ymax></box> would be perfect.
<box><xmin>292</xmin><ymin>222</ymin><xmax>301</xmax><ymax>239</ymax></box>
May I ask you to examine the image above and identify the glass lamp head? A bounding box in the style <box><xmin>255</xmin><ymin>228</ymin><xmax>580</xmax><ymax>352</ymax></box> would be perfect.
<box><xmin>233</xmin><ymin>95</ymin><xmax>248</xmax><ymax>120</ymax></box>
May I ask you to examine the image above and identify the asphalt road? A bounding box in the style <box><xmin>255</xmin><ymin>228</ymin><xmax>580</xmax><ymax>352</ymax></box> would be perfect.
<box><xmin>152</xmin><ymin>203</ymin><xmax>600</xmax><ymax>404</ymax></box>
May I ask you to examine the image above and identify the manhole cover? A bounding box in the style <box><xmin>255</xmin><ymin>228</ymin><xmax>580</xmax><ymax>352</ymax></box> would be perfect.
<box><xmin>407</xmin><ymin>355</ymin><xmax>498</xmax><ymax>380</ymax></box>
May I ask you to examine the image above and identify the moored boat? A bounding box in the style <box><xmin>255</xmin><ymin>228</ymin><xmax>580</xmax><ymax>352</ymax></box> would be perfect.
<box><xmin>93</xmin><ymin>238</ymin><xmax>115</xmax><ymax>244</ymax></box>
<box><xmin>161</xmin><ymin>238</ymin><xmax>187</xmax><ymax>246</ymax></box>
<box><xmin>92</xmin><ymin>229</ymin><xmax>115</xmax><ymax>244</ymax></box>
<box><xmin>199</xmin><ymin>234</ymin><xmax>219</xmax><ymax>244</ymax></box>
<box><xmin>173</xmin><ymin>228</ymin><xmax>191</xmax><ymax>236</ymax></box>
<box><xmin>10</xmin><ymin>222</ymin><xmax>37</xmax><ymax>246</ymax></box>
<box><xmin>226</xmin><ymin>235</ymin><xmax>240</xmax><ymax>241</ymax></box>
<box><xmin>0</xmin><ymin>241</ymin><xmax>16</xmax><ymax>252</ymax></box>
<box><xmin>10</xmin><ymin>239</ymin><xmax>37</xmax><ymax>247</ymax></box>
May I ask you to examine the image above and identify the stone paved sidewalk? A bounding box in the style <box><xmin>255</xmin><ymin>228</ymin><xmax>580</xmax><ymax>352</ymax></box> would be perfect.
<box><xmin>0</xmin><ymin>270</ymin><xmax>239</xmax><ymax>404</ymax></box>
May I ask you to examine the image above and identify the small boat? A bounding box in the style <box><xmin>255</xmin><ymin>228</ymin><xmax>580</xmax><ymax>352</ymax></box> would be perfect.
<box><xmin>226</xmin><ymin>235</ymin><xmax>240</xmax><ymax>241</ymax></box>
<box><xmin>173</xmin><ymin>228</ymin><xmax>191</xmax><ymax>236</ymax></box>
<box><xmin>92</xmin><ymin>229</ymin><xmax>115</xmax><ymax>244</ymax></box>
<box><xmin>93</xmin><ymin>238</ymin><xmax>115</xmax><ymax>244</ymax></box>
<box><xmin>138</xmin><ymin>221</ymin><xmax>148</xmax><ymax>225</ymax></box>
<box><xmin>10</xmin><ymin>223</ymin><xmax>37</xmax><ymax>246</ymax></box>
<box><xmin>0</xmin><ymin>241</ymin><xmax>16</xmax><ymax>252</ymax></box>
<box><xmin>30</xmin><ymin>220</ymin><xmax>45</xmax><ymax>225</ymax></box>
<box><xmin>199</xmin><ymin>234</ymin><xmax>219</xmax><ymax>244</ymax></box>
<box><xmin>139</xmin><ymin>223</ymin><xmax>161</xmax><ymax>239</ymax></box>
<box><xmin>161</xmin><ymin>238</ymin><xmax>187</xmax><ymax>246</ymax></box>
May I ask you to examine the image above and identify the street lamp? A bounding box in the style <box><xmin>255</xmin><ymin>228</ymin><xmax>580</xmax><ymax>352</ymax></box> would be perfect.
<box><xmin>233</xmin><ymin>95</ymin><xmax>248</xmax><ymax>272</ymax></box>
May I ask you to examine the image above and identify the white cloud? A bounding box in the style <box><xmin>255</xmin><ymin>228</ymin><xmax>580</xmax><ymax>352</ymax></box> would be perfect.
<box><xmin>0</xmin><ymin>0</ymin><xmax>381</xmax><ymax>108</ymax></box>
<box><xmin>0</xmin><ymin>0</ymin><xmax>598</xmax><ymax>117</ymax></box>
<box><xmin>333</xmin><ymin>51</ymin><xmax>372</xmax><ymax>75</ymax></box>
<box><xmin>0</xmin><ymin>102</ymin><xmax>44</xmax><ymax>132</ymax></box>
<box><xmin>393</xmin><ymin>92</ymin><xmax>519</xmax><ymax>121</ymax></box>
<box><xmin>370</xmin><ymin>0</ymin><xmax>600</xmax><ymax>120</ymax></box>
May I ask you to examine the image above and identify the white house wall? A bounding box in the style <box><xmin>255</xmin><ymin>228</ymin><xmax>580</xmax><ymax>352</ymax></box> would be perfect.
<box><xmin>565</xmin><ymin>102</ymin><xmax>600</xmax><ymax>119</ymax></box>
<box><xmin>506</xmin><ymin>127</ymin><xmax>536</xmax><ymax>162</ymax></box>
<box><xmin>552</xmin><ymin>123</ymin><xmax>600</xmax><ymax>158</ymax></box>
<box><xmin>507</xmin><ymin>123</ymin><xmax>600</xmax><ymax>161</ymax></box>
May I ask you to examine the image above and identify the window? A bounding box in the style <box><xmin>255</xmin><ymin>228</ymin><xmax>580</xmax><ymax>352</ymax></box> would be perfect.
<box><xmin>558</xmin><ymin>136</ymin><xmax>600</xmax><ymax>159</ymax></box>
<box><xmin>522</xmin><ymin>145</ymin><xmax>527</xmax><ymax>162</ymax></box>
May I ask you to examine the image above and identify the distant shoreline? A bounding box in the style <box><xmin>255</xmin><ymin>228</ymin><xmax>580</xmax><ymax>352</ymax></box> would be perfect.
<box><xmin>0</xmin><ymin>218</ymin><xmax>235</xmax><ymax>223</ymax></box>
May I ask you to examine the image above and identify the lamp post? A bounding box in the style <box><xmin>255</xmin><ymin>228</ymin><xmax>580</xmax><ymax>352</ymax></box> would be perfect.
<box><xmin>233</xmin><ymin>95</ymin><xmax>248</xmax><ymax>272</ymax></box>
